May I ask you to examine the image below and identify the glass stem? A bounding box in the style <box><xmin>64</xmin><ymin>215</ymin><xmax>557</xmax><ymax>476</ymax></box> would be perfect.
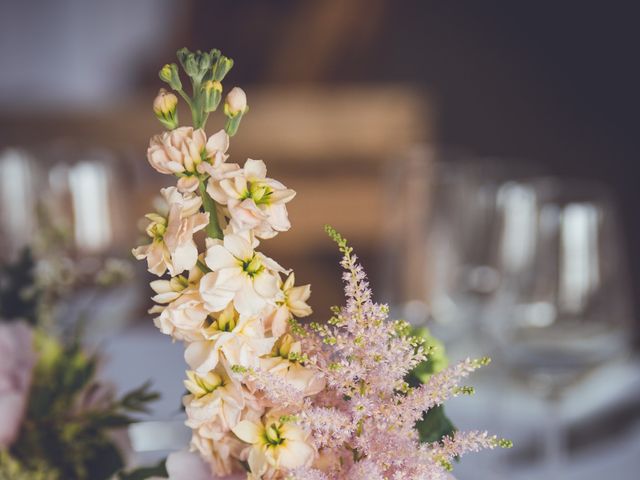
<box><xmin>543</xmin><ymin>395</ymin><xmax>566</xmax><ymax>478</ymax></box>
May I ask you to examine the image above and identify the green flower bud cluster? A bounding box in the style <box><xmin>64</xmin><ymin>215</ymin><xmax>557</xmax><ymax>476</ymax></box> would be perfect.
<box><xmin>157</xmin><ymin>47</ymin><xmax>245</xmax><ymax>133</ymax></box>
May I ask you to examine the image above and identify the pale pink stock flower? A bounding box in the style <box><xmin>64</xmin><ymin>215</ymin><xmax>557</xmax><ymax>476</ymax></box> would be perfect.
<box><xmin>190</xmin><ymin>431</ymin><xmax>246</xmax><ymax>478</ymax></box>
<box><xmin>199</xmin><ymin>232</ymin><xmax>287</xmax><ymax>316</ymax></box>
<box><xmin>149</xmin><ymin>264</ymin><xmax>204</xmax><ymax>305</ymax></box>
<box><xmin>208</xmin><ymin>159</ymin><xmax>296</xmax><ymax>239</ymax></box>
<box><xmin>232</xmin><ymin>417</ymin><xmax>315</xmax><ymax>477</ymax></box>
<box><xmin>147</xmin><ymin>127</ymin><xmax>230</xmax><ymax>176</ymax></box>
<box><xmin>133</xmin><ymin>187</ymin><xmax>208</xmax><ymax>276</ymax></box>
<box><xmin>263</xmin><ymin>273</ymin><xmax>312</xmax><ymax>337</ymax></box>
<box><xmin>0</xmin><ymin>322</ymin><xmax>36</xmax><ymax>449</ymax></box>
<box><xmin>258</xmin><ymin>336</ymin><xmax>325</xmax><ymax>399</ymax></box>
<box><xmin>184</xmin><ymin>305</ymin><xmax>275</xmax><ymax>374</ymax></box>
<box><xmin>183</xmin><ymin>368</ymin><xmax>245</xmax><ymax>441</ymax></box>
<box><xmin>150</xmin><ymin>290</ymin><xmax>209</xmax><ymax>342</ymax></box>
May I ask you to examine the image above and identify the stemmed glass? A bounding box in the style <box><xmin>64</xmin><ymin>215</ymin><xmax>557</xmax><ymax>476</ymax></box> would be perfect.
<box><xmin>381</xmin><ymin>151</ymin><xmax>540</xmax><ymax>356</ymax></box>
<box><xmin>486</xmin><ymin>178</ymin><xmax>633</xmax><ymax>476</ymax></box>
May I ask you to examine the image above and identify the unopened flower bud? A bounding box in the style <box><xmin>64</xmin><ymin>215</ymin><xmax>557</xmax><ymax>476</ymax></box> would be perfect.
<box><xmin>203</xmin><ymin>80</ymin><xmax>223</xmax><ymax>112</ymax></box>
<box><xmin>159</xmin><ymin>63</ymin><xmax>182</xmax><ymax>91</ymax></box>
<box><xmin>153</xmin><ymin>89</ymin><xmax>179</xmax><ymax>130</ymax></box>
<box><xmin>224</xmin><ymin>87</ymin><xmax>247</xmax><ymax>116</ymax></box>
<box><xmin>212</xmin><ymin>55</ymin><xmax>234</xmax><ymax>82</ymax></box>
<box><xmin>177</xmin><ymin>47</ymin><xmax>200</xmax><ymax>78</ymax></box>
<box><xmin>224</xmin><ymin>87</ymin><xmax>248</xmax><ymax>136</ymax></box>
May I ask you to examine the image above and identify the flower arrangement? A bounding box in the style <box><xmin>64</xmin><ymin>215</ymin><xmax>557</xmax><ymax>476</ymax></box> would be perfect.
<box><xmin>134</xmin><ymin>47</ymin><xmax>510</xmax><ymax>480</ymax></box>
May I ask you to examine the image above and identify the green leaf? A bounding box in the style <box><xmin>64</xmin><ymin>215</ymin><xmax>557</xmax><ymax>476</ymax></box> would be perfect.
<box><xmin>118</xmin><ymin>380</ymin><xmax>161</xmax><ymax>414</ymax></box>
<box><xmin>79</xmin><ymin>436</ymin><xmax>126</xmax><ymax>480</ymax></box>
<box><xmin>416</xmin><ymin>405</ymin><xmax>457</xmax><ymax>443</ymax></box>
<box><xmin>118</xmin><ymin>460</ymin><xmax>168</xmax><ymax>480</ymax></box>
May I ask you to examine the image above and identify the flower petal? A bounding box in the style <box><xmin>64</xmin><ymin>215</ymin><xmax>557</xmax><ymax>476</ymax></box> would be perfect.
<box><xmin>244</xmin><ymin>159</ymin><xmax>267</xmax><ymax>181</ymax></box>
<box><xmin>185</xmin><ymin>341</ymin><xmax>219</xmax><ymax>373</ymax></box>
<box><xmin>277</xmin><ymin>439</ymin><xmax>315</xmax><ymax>469</ymax></box>
<box><xmin>252</xmin><ymin>271</ymin><xmax>279</xmax><ymax>299</ymax></box>
<box><xmin>205</xmin><ymin>244</ymin><xmax>238</xmax><ymax>271</ymax></box>
<box><xmin>232</xmin><ymin>420</ymin><xmax>261</xmax><ymax>444</ymax></box>
<box><xmin>224</xmin><ymin>233</ymin><xmax>254</xmax><ymax>260</ymax></box>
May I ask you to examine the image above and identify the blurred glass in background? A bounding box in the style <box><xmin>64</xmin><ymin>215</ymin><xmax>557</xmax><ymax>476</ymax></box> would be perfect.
<box><xmin>385</xmin><ymin>152</ymin><xmax>638</xmax><ymax>478</ymax></box>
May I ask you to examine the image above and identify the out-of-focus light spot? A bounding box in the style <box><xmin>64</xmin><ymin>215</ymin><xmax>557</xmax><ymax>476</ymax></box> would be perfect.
<box><xmin>497</xmin><ymin>182</ymin><xmax>537</xmax><ymax>274</ymax></box>
<box><xmin>559</xmin><ymin>203</ymin><xmax>600</xmax><ymax>314</ymax></box>
<box><xmin>0</xmin><ymin>149</ymin><xmax>37</xmax><ymax>257</ymax></box>
<box><xmin>68</xmin><ymin>161</ymin><xmax>112</xmax><ymax>252</ymax></box>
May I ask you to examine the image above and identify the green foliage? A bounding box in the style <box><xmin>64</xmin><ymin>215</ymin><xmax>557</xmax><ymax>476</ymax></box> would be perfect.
<box><xmin>415</xmin><ymin>405</ymin><xmax>457</xmax><ymax>444</ymax></box>
<box><xmin>407</xmin><ymin>327</ymin><xmax>457</xmax><ymax>444</ymax></box>
<box><xmin>0</xmin><ymin>451</ymin><xmax>58</xmax><ymax>480</ymax></box>
<box><xmin>0</xmin><ymin>248</ymin><xmax>39</xmax><ymax>324</ymax></box>
<box><xmin>10</xmin><ymin>334</ymin><xmax>159</xmax><ymax>480</ymax></box>
<box><xmin>408</xmin><ymin>327</ymin><xmax>449</xmax><ymax>383</ymax></box>
<box><xmin>117</xmin><ymin>460</ymin><xmax>168</xmax><ymax>480</ymax></box>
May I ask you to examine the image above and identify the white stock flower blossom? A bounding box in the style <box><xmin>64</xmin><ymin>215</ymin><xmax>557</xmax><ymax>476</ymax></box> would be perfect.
<box><xmin>208</xmin><ymin>159</ymin><xmax>296</xmax><ymax>239</ymax></box>
<box><xmin>183</xmin><ymin>367</ymin><xmax>245</xmax><ymax>441</ymax></box>
<box><xmin>263</xmin><ymin>273</ymin><xmax>312</xmax><ymax>337</ymax></box>
<box><xmin>133</xmin><ymin>187</ymin><xmax>208</xmax><ymax>276</ymax></box>
<box><xmin>184</xmin><ymin>304</ymin><xmax>275</xmax><ymax>374</ymax></box>
<box><xmin>147</xmin><ymin>127</ymin><xmax>229</xmax><ymax>175</ymax></box>
<box><xmin>190</xmin><ymin>430</ymin><xmax>246</xmax><ymax>478</ymax></box>
<box><xmin>232</xmin><ymin>417</ymin><xmax>315</xmax><ymax>477</ymax></box>
<box><xmin>199</xmin><ymin>231</ymin><xmax>288</xmax><ymax>316</ymax></box>
<box><xmin>259</xmin><ymin>334</ymin><xmax>325</xmax><ymax>397</ymax></box>
<box><xmin>150</xmin><ymin>290</ymin><xmax>209</xmax><ymax>342</ymax></box>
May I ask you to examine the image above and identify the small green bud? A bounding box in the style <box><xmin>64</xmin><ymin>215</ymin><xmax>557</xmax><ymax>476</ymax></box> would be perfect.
<box><xmin>202</xmin><ymin>80</ymin><xmax>223</xmax><ymax>112</ymax></box>
<box><xmin>212</xmin><ymin>55</ymin><xmax>234</xmax><ymax>82</ymax></box>
<box><xmin>209</xmin><ymin>48</ymin><xmax>221</xmax><ymax>65</ymax></box>
<box><xmin>177</xmin><ymin>47</ymin><xmax>200</xmax><ymax>78</ymax></box>
<box><xmin>159</xmin><ymin>63</ymin><xmax>182</xmax><ymax>91</ymax></box>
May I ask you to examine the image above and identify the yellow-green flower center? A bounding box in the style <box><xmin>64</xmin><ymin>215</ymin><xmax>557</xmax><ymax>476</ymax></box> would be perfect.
<box><xmin>263</xmin><ymin>423</ymin><xmax>284</xmax><ymax>446</ymax></box>
<box><xmin>241</xmin><ymin>254</ymin><xmax>263</xmax><ymax>277</ymax></box>
<box><xmin>241</xmin><ymin>182</ymin><xmax>272</xmax><ymax>206</ymax></box>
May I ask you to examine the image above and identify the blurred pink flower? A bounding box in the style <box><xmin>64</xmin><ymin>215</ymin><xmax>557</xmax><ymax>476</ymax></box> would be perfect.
<box><xmin>149</xmin><ymin>449</ymin><xmax>245</xmax><ymax>480</ymax></box>
<box><xmin>0</xmin><ymin>322</ymin><xmax>36</xmax><ymax>449</ymax></box>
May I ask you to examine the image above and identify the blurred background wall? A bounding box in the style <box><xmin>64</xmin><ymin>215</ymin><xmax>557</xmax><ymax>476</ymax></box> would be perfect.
<box><xmin>1</xmin><ymin>0</ymin><xmax>637</xmax><ymax>326</ymax></box>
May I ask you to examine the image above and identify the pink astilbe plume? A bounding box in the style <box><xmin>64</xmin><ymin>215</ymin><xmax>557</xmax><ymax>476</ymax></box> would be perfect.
<box><xmin>284</xmin><ymin>226</ymin><xmax>511</xmax><ymax>479</ymax></box>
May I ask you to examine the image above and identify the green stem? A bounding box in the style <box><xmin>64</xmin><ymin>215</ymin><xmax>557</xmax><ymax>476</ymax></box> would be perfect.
<box><xmin>196</xmin><ymin>259</ymin><xmax>211</xmax><ymax>273</ymax></box>
<box><xmin>199</xmin><ymin>178</ymin><xmax>223</xmax><ymax>239</ymax></box>
<box><xmin>190</xmin><ymin>79</ymin><xmax>205</xmax><ymax>129</ymax></box>
<box><xmin>176</xmin><ymin>88</ymin><xmax>193</xmax><ymax>110</ymax></box>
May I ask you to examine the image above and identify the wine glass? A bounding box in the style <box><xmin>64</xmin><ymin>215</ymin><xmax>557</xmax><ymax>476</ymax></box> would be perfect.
<box><xmin>381</xmin><ymin>150</ymin><xmax>540</xmax><ymax>355</ymax></box>
<box><xmin>486</xmin><ymin>178</ymin><xmax>633</xmax><ymax>477</ymax></box>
